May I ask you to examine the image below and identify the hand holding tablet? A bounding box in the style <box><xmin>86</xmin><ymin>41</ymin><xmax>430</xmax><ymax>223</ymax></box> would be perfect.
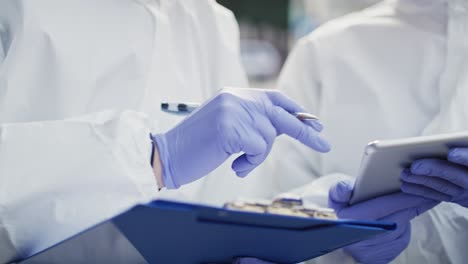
<box><xmin>400</xmin><ymin>147</ymin><xmax>468</xmax><ymax>209</ymax></box>
<box><xmin>329</xmin><ymin>180</ymin><xmax>438</xmax><ymax>264</ymax></box>
<box><xmin>350</xmin><ymin>131</ymin><xmax>468</xmax><ymax>205</ymax></box>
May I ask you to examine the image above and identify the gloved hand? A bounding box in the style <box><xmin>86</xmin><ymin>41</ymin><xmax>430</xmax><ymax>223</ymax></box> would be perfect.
<box><xmin>153</xmin><ymin>88</ymin><xmax>331</xmax><ymax>189</ymax></box>
<box><xmin>400</xmin><ymin>147</ymin><xmax>468</xmax><ymax>208</ymax></box>
<box><xmin>234</xmin><ymin>258</ymin><xmax>275</xmax><ymax>264</ymax></box>
<box><xmin>329</xmin><ymin>180</ymin><xmax>439</xmax><ymax>264</ymax></box>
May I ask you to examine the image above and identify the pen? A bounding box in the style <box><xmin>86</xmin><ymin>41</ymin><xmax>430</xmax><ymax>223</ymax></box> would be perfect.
<box><xmin>161</xmin><ymin>102</ymin><xmax>319</xmax><ymax>121</ymax></box>
<box><xmin>161</xmin><ymin>102</ymin><xmax>200</xmax><ymax>114</ymax></box>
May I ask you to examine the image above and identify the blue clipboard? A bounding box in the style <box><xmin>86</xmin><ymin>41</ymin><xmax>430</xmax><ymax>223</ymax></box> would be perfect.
<box><xmin>22</xmin><ymin>200</ymin><xmax>396</xmax><ymax>264</ymax></box>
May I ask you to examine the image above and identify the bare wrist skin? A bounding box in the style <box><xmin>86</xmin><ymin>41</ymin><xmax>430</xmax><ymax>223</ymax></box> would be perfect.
<box><xmin>152</xmin><ymin>144</ymin><xmax>165</xmax><ymax>188</ymax></box>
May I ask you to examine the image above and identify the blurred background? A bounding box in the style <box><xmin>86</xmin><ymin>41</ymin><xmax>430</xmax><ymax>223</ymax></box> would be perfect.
<box><xmin>217</xmin><ymin>0</ymin><xmax>380</xmax><ymax>87</ymax></box>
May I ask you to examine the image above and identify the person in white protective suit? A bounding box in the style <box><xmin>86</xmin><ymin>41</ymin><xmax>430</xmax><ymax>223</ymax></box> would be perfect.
<box><xmin>0</xmin><ymin>1</ymin><xmax>333</xmax><ymax>263</ymax></box>
<box><xmin>262</xmin><ymin>0</ymin><xmax>468</xmax><ymax>263</ymax></box>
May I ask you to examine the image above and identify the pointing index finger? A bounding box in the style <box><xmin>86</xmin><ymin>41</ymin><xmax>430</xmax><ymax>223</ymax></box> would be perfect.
<box><xmin>267</xmin><ymin>106</ymin><xmax>331</xmax><ymax>152</ymax></box>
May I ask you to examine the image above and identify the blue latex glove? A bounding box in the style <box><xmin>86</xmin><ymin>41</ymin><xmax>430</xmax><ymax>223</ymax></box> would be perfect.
<box><xmin>329</xmin><ymin>180</ymin><xmax>439</xmax><ymax>264</ymax></box>
<box><xmin>153</xmin><ymin>88</ymin><xmax>331</xmax><ymax>189</ymax></box>
<box><xmin>400</xmin><ymin>147</ymin><xmax>468</xmax><ymax>208</ymax></box>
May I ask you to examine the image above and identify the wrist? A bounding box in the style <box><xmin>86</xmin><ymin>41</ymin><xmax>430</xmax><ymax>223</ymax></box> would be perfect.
<box><xmin>151</xmin><ymin>134</ymin><xmax>178</xmax><ymax>189</ymax></box>
<box><xmin>152</xmin><ymin>142</ymin><xmax>165</xmax><ymax>188</ymax></box>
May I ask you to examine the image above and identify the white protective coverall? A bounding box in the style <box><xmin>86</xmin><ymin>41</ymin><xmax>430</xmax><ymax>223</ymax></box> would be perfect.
<box><xmin>268</xmin><ymin>0</ymin><xmax>468</xmax><ymax>263</ymax></box>
<box><xmin>0</xmin><ymin>0</ymin><xmax>248</xmax><ymax>262</ymax></box>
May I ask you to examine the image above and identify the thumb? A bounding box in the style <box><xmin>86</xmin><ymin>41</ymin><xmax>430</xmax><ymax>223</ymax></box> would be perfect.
<box><xmin>329</xmin><ymin>180</ymin><xmax>354</xmax><ymax>209</ymax></box>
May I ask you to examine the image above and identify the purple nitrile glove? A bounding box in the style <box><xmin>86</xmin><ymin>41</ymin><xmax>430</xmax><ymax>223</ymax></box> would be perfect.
<box><xmin>400</xmin><ymin>147</ymin><xmax>468</xmax><ymax>208</ymax></box>
<box><xmin>153</xmin><ymin>88</ymin><xmax>330</xmax><ymax>189</ymax></box>
<box><xmin>234</xmin><ymin>258</ymin><xmax>276</xmax><ymax>264</ymax></box>
<box><xmin>329</xmin><ymin>180</ymin><xmax>439</xmax><ymax>264</ymax></box>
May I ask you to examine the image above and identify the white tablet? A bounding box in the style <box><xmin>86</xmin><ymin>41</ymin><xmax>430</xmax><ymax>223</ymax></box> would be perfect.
<box><xmin>349</xmin><ymin>131</ymin><xmax>468</xmax><ymax>205</ymax></box>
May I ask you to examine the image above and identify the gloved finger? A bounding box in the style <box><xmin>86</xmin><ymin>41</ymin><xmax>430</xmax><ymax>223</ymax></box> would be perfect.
<box><xmin>338</xmin><ymin>192</ymin><xmax>434</xmax><ymax>220</ymax></box>
<box><xmin>448</xmin><ymin>148</ymin><xmax>468</xmax><ymax>167</ymax></box>
<box><xmin>401</xmin><ymin>169</ymin><xmax>464</xmax><ymax>198</ymax></box>
<box><xmin>232</xmin><ymin>154</ymin><xmax>258</xmax><ymax>177</ymax></box>
<box><xmin>265</xmin><ymin>89</ymin><xmax>305</xmax><ymax>113</ymax></box>
<box><xmin>379</xmin><ymin>200</ymin><xmax>439</xmax><ymax>223</ymax></box>
<box><xmin>302</xmin><ymin>119</ymin><xmax>324</xmax><ymax>132</ymax></box>
<box><xmin>347</xmin><ymin>218</ymin><xmax>407</xmax><ymax>249</ymax></box>
<box><xmin>267</xmin><ymin>106</ymin><xmax>331</xmax><ymax>152</ymax></box>
<box><xmin>267</xmin><ymin>91</ymin><xmax>323</xmax><ymax>132</ymax></box>
<box><xmin>232</xmin><ymin>132</ymin><xmax>268</xmax><ymax>177</ymax></box>
<box><xmin>328</xmin><ymin>180</ymin><xmax>355</xmax><ymax>210</ymax></box>
<box><xmin>400</xmin><ymin>182</ymin><xmax>452</xmax><ymax>201</ymax></box>
<box><xmin>411</xmin><ymin>159</ymin><xmax>468</xmax><ymax>188</ymax></box>
<box><xmin>454</xmin><ymin>197</ymin><xmax>468</xmax><ymax>208</ymax></box>
<box><xmin>346</xmin><ymin>224</ymin><xmax>411</xmax><ymax>264</ymax></box>
<box><xmin>254</xmin><ymin>114</ymin><xmax>278</xmax><ymax>144</ymax></box>
<box><xmin>232</xmin><ymin>117</ymin><xmax>277</xmax><ymax>177</ymax></box>
<box><xmin>375</xmin><ymin>225</ymin><xmax>411</xmax><ymax>262</ymax></box>
<box><xmin>234</xmin><ymin>258</ymin><xmax>276</xmax><ymax>264</ymax></box>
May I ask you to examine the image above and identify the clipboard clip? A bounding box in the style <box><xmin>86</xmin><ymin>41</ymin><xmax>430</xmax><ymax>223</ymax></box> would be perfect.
<box><xmin>224</xmin><ymin>193</ymin><xmax>337</xmax><ymax>220</ymax></box>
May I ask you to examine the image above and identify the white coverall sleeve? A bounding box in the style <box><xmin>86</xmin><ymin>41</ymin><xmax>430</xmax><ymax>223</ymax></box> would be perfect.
<box><xmin>275</xmin><ymin>39</ymin><xmax>356</xmax><ymax>264</ymax></box>
<box><xmin>0</xmin><ymin>110</ymin><xmax>159</xmax><ymax>263</ymax></box>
